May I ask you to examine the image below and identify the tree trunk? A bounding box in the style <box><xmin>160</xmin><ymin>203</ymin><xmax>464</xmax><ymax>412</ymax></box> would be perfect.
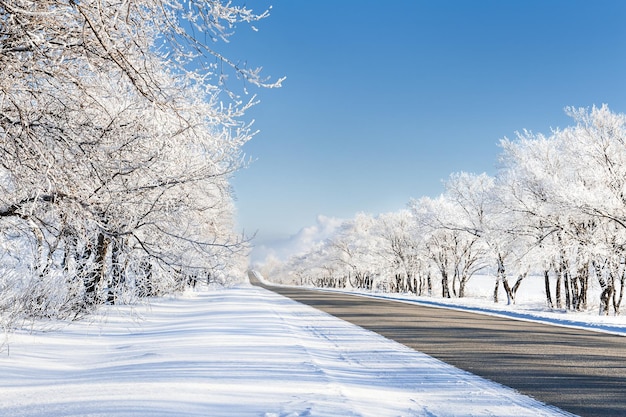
<box><xmin>85</xmin><ymin>233</ymin><xmax>109</xmax><ymax>306</ymax></box>
<box><xmin>613</xmin><ymin>270</ymin><xmax>625</xmax><ymax>316</ymax></box>
<box><xmin>441</xmin><ymin>270</ymin><xmax>451</xmax><ymax>298</ymax></box>
<box><xmin>407</xmin><ymin>272</ymin><xmax>415</xmax><ymax>294</ymax></box>
<box><xmin>493</xmin><ymin>276</ymin><xmax>500</xmax><ymax>303</ymax></box>
<box><xmin>580</xmin><ymin>270</ymin><xmax>589</xmax><ymax>310</ymax></box>
<box><xmin>555</xmin><ymin>267</ymin><xmax>563</xmax><ymax>309</ymax></box>
<box><xmin>575</xmin><ymin>262</ymin><xmax>589</xmax><ymax>311</ymax></box>
<box><xmin>593</xmin><ymin>260</ymin><xmax>612</xmax><ymax>315</ymax></box>
<box><xmin>544</xmin><ymin>269</ymin><xmax>554</xmax><ymax>309</ymax></box>
<box><xmin>451</xmin><ymin>269</ymin><xmax>459</xmax><ymax>297</ymax></box>
<box><xmin>564</xmin><ymin>269</ymin><xmax>571</xmax><ymax>310</ymax></box>
<box><xmin>494</xmin><ymin>254</ymin><xmax>505</xmax><ymax>304</ymax></box>
<box><xmin>417</xmin><ymin>273</ymin><xmax>424</xmax><ymax>296</ymax></box>
<box><xmin>107</xmin><ymin>238</ymin><xmax>125</xmax><ymax>304</ymax></box>
<box><xmin>509</xmin><ymin>273</ymin><xmax>526</xmax><ymax>304</ymax></box>
<box><xmin>600</xmin><ymin>285</ymin><xmax>613</xmax><ymax>316</ymax></box>
<box><xmin>502</xmin><ymin>277</ymin><xmax>513</xmax><ymax>305</ymax></box>
<box><xmin>571</xmin><ymin>271</ymin><xmax>580</xmax><ymax>310</ymax></box>
<box><xmin>459</xmin><ymin>272</ymin><xmax>468</xmax><ymax>298</ymax></box>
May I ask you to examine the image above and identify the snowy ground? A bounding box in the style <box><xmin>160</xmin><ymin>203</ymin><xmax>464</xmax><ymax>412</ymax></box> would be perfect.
<box><xmin>0</xmin><ymin>285</ymin><xmax>577</xmax><ymax>417</ymax></box>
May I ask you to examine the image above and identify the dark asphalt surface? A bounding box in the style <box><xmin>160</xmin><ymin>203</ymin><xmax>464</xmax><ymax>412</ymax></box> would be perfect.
<box><xmin>249</xmin><ymin>272</ymin><xmax>626</xmax><ymax>417</ymax></box>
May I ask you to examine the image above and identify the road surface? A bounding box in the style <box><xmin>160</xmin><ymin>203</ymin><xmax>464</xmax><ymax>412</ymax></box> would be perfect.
<box><xmin>250</xmin><ymin>272</ymin><xmax>626</xmax><ymax>417</ymax></box>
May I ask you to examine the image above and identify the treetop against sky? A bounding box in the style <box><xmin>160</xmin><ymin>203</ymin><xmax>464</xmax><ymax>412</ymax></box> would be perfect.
<box><xmin>228</xmin><ymin>0</ymin><xmax>626</xmax><ymax>243</ymax></box>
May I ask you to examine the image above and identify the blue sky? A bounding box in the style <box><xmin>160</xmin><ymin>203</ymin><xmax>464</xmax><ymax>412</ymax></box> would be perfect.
<box><xmin>227</xmin><ymin>1</ymin><xmax>626</xmax><ymax>245</ymax></box>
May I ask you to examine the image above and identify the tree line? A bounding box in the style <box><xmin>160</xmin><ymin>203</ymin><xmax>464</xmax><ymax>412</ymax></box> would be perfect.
<box><xmin>0</xmin><ymin>0</ymin><xmax>281</xmax><ymax>326</ymax></box>
<box><xmin>263</xmin><ymin>105</ymin><xmax>626</xmax><ymax>316</ymax></box>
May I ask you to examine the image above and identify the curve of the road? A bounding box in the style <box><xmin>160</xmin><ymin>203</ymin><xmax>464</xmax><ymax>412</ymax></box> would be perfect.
<box><xmin>250</xmin><ymin>272</ymin><xmax>626</xmax><ymax>417</ymax></box>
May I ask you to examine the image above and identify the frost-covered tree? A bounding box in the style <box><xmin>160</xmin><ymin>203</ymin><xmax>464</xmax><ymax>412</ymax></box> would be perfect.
<box><xmin>377</xmin><ymin>210</ymin><xmax>426</xmax><ymax>294</ymax></box>
<box><xmin>0</xmin><ymin>0</ymin><xmax>281</xmax><ymax>321</ymax></box>
<box><xmin>498</xmin><ymin>105</ymin><xmax>626</xmax><ymax>313</ymax></box>
<box><xmin>262</xmin><ymin>105</ymin><xmax>626</xmax><ymax>317</ymax></box>
<box><xmin>410</xmin><ymin>188</ymin><xmax>487</xmax><ymax>299</ymax></box>
<box><xmin>553</xmin><ymin>106</ymin><xmax>626</xmax><ymax>314</ymax></box>
<box><xmin>326</xmin><ymin>213</ymin><xmax>385</xmax><ymax>291</ymax></box>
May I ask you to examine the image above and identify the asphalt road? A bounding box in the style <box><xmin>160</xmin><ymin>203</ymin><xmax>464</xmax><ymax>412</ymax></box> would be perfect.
<box><xmin>249</xmin><ymin>272</ymin><xmax>626</xmax><ymax>417</ymax></box>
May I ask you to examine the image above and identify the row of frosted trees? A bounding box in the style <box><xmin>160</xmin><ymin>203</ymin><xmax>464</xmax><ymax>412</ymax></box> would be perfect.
<box><xmin>267</xmin><ymin>106</ymin><xmax>626</xmax><ymax>316</ymax></box>
<box><xmin>0</xmin><ymin>1</ymin><xmax>280</xmax><ymax>325</ymax></box>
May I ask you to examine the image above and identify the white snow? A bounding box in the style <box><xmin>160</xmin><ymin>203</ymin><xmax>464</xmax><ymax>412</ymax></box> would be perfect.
<box><xmin>0</xmin><ymin>284</ymin><xmax>575</xmax><ymax>417</ymax></box>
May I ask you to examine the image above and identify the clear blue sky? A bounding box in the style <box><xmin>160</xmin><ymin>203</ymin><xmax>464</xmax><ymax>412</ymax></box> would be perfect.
<box><xmin>227</xmin><ymin>0</ymin><xmax>626</xmax><ymax>245</ymax></box>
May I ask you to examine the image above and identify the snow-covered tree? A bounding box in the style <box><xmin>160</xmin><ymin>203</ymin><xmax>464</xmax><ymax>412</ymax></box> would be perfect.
<box><xmin>498</xmin><ymin>105</ymin><xmax>626</xmax><ymax>313</ymax></box>
<box><xmin>0</xmin><ymin>0</ymin><xmax>280</xmax><ymax>320</ymax></box>
<box><xmin>326</xmin><ymin>213</ymin><xmax>385</xmax><ymax>291</ymax></box>
<box><xmin>377</xmin><ymin>210</ymin><xmax>426</xmax><ymax>294</ymax></box>
<box><xmin>410</xmin><ymin>186</ymin><xmax>487</xmax><ymax>299</ymax></box>
<box><xmin>259</xmin><ymin>104</ymin><xmax>626</xmax><ymax>316</ymax></box>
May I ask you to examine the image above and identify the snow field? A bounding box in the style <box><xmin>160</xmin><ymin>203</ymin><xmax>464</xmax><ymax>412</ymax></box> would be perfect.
<box><xmin>0</xmin><ymin>286</ymin><xmax>575</xmax><ymax>416</ymax></box>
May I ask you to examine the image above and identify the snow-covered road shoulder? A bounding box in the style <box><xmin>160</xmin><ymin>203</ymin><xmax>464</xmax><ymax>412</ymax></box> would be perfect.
<box><xmin>1</xmin><ymin>286</ymin><xmax>574</xmax><ymax>417</ymax></box>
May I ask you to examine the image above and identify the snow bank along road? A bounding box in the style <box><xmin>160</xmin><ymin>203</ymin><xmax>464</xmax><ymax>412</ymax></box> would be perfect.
<box><xmin>1</xmin><ymin>286</ymin><xmax>573</xmax><ymax>417</ymax></box>
<box><xmin>249</xmin><ymin>273</ymin><xmax>626</xmax><ymax>417</ymax></box>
